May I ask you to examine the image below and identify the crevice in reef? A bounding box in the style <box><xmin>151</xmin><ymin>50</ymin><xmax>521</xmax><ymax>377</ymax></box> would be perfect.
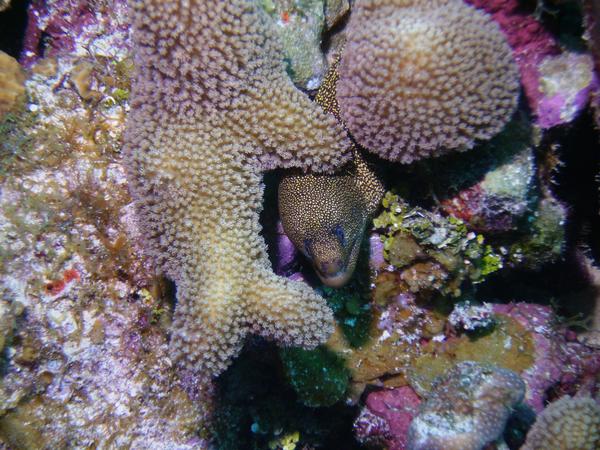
<box><xmin>0</xmin><ymin>0</ymin><xmax>31</xmax><ymax>58</ymax></box>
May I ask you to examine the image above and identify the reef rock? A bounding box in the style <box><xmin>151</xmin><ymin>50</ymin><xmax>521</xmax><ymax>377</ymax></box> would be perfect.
<box><xmin>407</xmin><ymin>361</ymin><xmax>525</xmax><ymax>450</ymax></box>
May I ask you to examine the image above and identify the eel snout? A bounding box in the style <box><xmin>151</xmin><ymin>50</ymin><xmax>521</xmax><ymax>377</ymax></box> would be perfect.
<box><xmin>303</xmin><ymin>227</ymin><xmax>362</xmax><ymax>287</ymax></box>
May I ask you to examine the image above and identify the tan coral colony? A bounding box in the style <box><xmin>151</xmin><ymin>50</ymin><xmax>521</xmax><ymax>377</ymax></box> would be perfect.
<box><xmin>337</xmin><ymin>0</ymin><xmax>520</xmax><ymax>163</ymax></box>
<box><xmin>123</xmin><ymin>0</ymin><xmax>351</xmax><ymax>379</ymax></box>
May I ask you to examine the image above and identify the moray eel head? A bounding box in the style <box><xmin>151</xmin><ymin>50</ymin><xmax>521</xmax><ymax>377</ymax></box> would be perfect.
<box><xmin>278</xmin><ymin>150</ymin><xmax>383</xmax><ymax>287</ymax></box>
<box><xmin>302</xmin><ymin>220</ymin><xmax>364</xmax><ymax>287</ymax></box>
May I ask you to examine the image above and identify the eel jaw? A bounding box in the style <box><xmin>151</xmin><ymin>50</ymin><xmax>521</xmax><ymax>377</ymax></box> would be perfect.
<box><xmin>316</xmin><ymin>269</ymin><xmax>353</xmax><ymax>288</ymax></box>
<box><xmin>312</xmin><ymin>233</ymin><xmax>362</xmax><ymax>288</ymax></box>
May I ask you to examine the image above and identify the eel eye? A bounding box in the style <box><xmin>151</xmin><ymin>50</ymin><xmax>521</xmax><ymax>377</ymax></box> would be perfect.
<box><xmin>303</xmin><ymin>238</ymin><xmax>314</xmax><ymax>258</ymax></box>
<box><xmin>333</xmin><ymin>225</ymin><xmax>345</xmax><ymax>245</ymax></box>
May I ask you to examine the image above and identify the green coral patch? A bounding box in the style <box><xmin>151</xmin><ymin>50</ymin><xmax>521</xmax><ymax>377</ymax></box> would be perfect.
<box><xmin>280</xmin><ymin>346</ymin><xmax>350</xmax><ymax>407</ymax></box>
<box><xmin>408</xmin><ymin>314</ymin><xmax>535</xmax><ymax>396</ymax></box>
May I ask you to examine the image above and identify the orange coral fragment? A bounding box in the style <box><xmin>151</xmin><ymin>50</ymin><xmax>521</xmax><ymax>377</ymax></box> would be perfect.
<box><xmin>63</xmin><ymin>268</ymin><xmax>80</xmax><ymax>283</ymax></box>
<box><xmin>44</xmin><ymin>268</ymin><xmax>80</xmax><ymax>296</ymax></box>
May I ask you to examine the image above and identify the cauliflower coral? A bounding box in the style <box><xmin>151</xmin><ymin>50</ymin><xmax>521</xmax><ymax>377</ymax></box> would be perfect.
<box><xmin>337</xmin><ymin>0</ymin><xmax>520</xmax><ymax>163</ymax></box>
<box><xmin>123</xmin><ymin>0</ymin><xmax>351</xmax><ymax>380</ymax></box>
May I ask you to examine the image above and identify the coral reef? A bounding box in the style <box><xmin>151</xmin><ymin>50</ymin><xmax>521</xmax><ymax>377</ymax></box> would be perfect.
<box><xmin>0</xmin><ymin>37</ymin><xmax>207</xmax><ymax>450</ymax></box>
<box><xmin>407</xmin><ymin>361</ymin><xmax>525</xmax><ymax>450</ymax></box>
<box><xmin>21</xmin><ymin>0</ymin><xmax>132</xmax><ymax>67</ymax></box>
<box><xmin>124</xmin><ymin>0</ymin><xmax>351</xmax><ymax>380</ymax></box>
<box><xmin>408</xmin><ymin>311</ymin><xmax>535</xmax><ymax>395</ymax></box>
<box><xmin>467</xmin><ymin>0</ymin><xmax>598</xmax><ymax>128</ymax></box>
<box><xmin>337</xmin><ymin>0</ymin><xmax>519</xmax><ymax>163</ymax></box>
<box><xmin>348</xmin><ymin>299</ymin><xmax>600</xmax><ymax>448</ymax></box>
<box><xmin>433</xmin><ymin>113</ymin><xmax>537</xmax><ymax>234</ymax></box>
<box><xmin>1</xmin><ymin>0</ymin><xmax>599</xmax><ymax>447</ymax></box>
<box><xmin>493</xmin><ymin>303</ymin><xmax>600</xmax><ymax>413</ymax></box>
<box><xmin>373</xmin><ymin>192</ymin><xmax>503</xmax><ymax>297</ymax></box>
<box><xmin>522</xmin><ymin>395</ymin><xmax>600</xmax><ymax>450</ymax></box>
<box><xmin>355</xmin><ymin>386</ymin><xmax>421</xmax><ymax>450</ymax></box>
<box><xmin>0</xmin><ymin>51</ymin><xmax>24</xmax><ymax>118</ymax></box>
<box><xmin>279</xmin><ymin>149</ymin><xmax>383</xmax><ymax>287</ymax></box>
<box><xmin>261</xmin><ymin>0</ymin><xmax>328</xmax><ymax>90</ymax></box>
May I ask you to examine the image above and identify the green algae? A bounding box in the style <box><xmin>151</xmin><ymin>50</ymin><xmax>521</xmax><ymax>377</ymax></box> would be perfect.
<box><xmin>280</xmin><ymin>346</ymin><xmax>350</xmax><ymax>407</ymax></box>
<box><xmin>319</xmin><ymin>274</ymin><xmax>372</xmax><ymax>348</ymax></box>
<box><xmin>408</xmin><ymin>314</ymin><xmax>535</xmax><ymax>396</ymax></box>
<box><xmin>213</xmin><ymin>344</ymin><xmax>360</xmax><ymax>449</ymax></box>
<box><xmin>374</xmin><ymin>192</ymin><xmax>503</xmax><ymax>296</ymax></box>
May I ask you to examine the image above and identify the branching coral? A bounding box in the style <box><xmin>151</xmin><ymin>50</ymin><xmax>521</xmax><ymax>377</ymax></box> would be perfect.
<box><xmin>337</xmin><ymin>0</ymin><xmax>520</xmax><ymax>163</ymax></box>
<box><xmin>123</xmin><ymin>0</ymin><xmax>351</xmax><ymax>379</ymax></box>
<box><xmin>522</xmin><ymin>395</ymin><xmax>600</xmax><ymax>450</ymax></box>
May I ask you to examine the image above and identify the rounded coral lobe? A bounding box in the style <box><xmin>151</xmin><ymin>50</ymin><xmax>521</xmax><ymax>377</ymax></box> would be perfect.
<box><xmin>337</xmin><ymin>0</ymin><xmax>520</xmax><ymax>164</ymax></box>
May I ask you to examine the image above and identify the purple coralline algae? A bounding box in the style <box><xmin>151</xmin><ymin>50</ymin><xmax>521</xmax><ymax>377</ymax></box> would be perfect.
<box><xmin>467</xmin><ymin>0</ymin><xmax>598</xmax><ymax>129</ymax></box>
<box><xmin>407</xmin><ymin>361</ymin><xmax>525</xmax><ymax>450</ymax></box>
<box><xmin>355</xmin><ymin>385</ymin><xmax>421</xmax><ymax>450</ymax></box>
<box><xmin>493</xmin><ymin>303</ymin><xmax>600</xmax><ymax>413</ymax></box>
<box><xmin>584</xmin><ymin>0</ymin><xmax>600</xmax><ymax>127</ymax></box>
<box><xmin>21</xmin><ymin>0</ymin><xmax>131</xmax><ymax>67</ymax></box>
<box><xmin>536</xmin><ymin>51</ymin><xmax>598</xmax><ymax>129</ymax></box>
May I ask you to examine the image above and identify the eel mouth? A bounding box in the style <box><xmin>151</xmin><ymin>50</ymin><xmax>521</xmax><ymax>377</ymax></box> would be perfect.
<box><xmin>313</xmin><ymin>234</ymin><xmax>362</xmax><ymax>288</ymax></box>
<box><xmin>316</xmin><ymin>269</ymin><xmax>353</xmax><ymax>288</ymax></box>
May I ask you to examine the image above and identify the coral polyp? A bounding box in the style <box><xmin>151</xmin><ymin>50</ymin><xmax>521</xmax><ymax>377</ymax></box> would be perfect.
<box><xmin>337</xmin><ymin>0</ymin><xmax>520</xmax><ymax>163</ymax></box>
<box><xmin>124</xmin><ymin>0</ymin><xmax>351</xmax><ymax>380</ymax></box>
<box><xmin>1</xmin><ymin>0</ymin><xmax>599</xmax><ymax>447</ymax></box>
